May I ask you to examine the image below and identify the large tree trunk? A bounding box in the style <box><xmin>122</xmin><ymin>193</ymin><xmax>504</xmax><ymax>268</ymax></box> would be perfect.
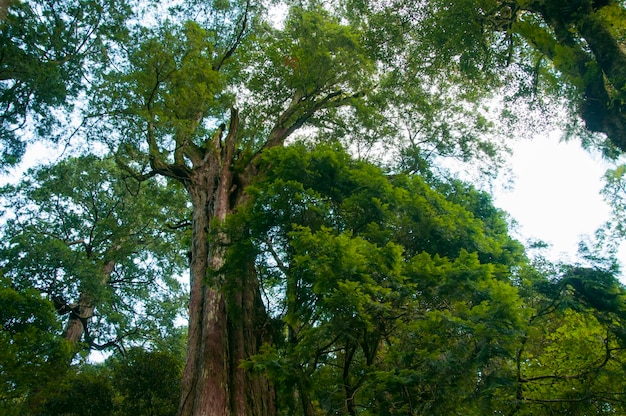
<box><xmin>177</xmin><ymin>113</ymin><xmax>275</xmax><ymax>416</ymax></box>
<box><xmin>62</xmin><ymin>293</ymin><xmax>95</xmax><ymax>344</ymax></box>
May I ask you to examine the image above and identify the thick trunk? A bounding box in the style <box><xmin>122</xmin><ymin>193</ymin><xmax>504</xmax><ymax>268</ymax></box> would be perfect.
<box><xmin>62</xmin><ymin>294</ymin><xmax>95</xmax><ymax>344</ymax></box>
<box><xmin>178</xmin><ymin>121</ymin><xmax>275</xmax><ymax>416</ymax></box>
<box><xmin>228</xmin><ymin>255</ymin><xmax>275</xmax><ymax>416</ymax></box>
<box><xmin>577</xmin><ymin>12</ymin><xmax>626</xmax><ymax>94</ymax></box>
<box><xmin>179</xmin><ymin>175</ymin><xmax>230</xmax><ymax>416</ymax></box>
<box><xmin>576</xmin><ymin>12</ymin><xmax>626</xmax><ymax>151</ymax></box>
<box><xmin>298</xmin><ymin>378</ymin><xmax>316</xmax><ymax>416</ymax></box>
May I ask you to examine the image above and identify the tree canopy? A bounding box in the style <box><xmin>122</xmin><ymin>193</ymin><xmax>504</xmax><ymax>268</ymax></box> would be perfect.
<box><xmin>0</xmin><ymin>155</ymin><xmax>189</xmax><ymax>353</ymax></box>
<box><xmin>2</xmin><ymin>0</ymin><xmax>626</xmax><ymax>415</ymax></box>
<box><xmin>0</xmin><ymin>0</ymin><xmax>130</xmax><ymax>166</ymax></box>
<box><xmin>232</xmin><ymin>143</ymin><xmax>626</xmax><ymax>415</ymax></box>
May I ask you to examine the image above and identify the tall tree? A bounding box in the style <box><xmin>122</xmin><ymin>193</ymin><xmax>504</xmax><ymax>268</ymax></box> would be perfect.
<box><xmin>16</xmin><ymin>0</ymin><xmax>626</xmax><ymax>414</ymax></box>
<box><xmin>79</xmin><ymin>0</ymin><xmax>565</xmax><ymax>411</ymax></box>
<box><xmin>0</xmin><ymin>155</ymin><xmax>188</xmax><ymax>354</ymax></box>
<box><xmin>89</xmin><ymin>4</ymin><xmax>380</xmax><ymax>414</ymax></box>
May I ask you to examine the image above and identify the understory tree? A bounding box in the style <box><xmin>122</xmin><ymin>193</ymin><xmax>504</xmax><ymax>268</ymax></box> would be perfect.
<box><xmin>232</xmin><ymin>143</ymin><xmax>526</xmax><ymax>415</ymax></box>
<box><xmin>19</xmin><ymin>341</ymin><xmax>186</xmax><ymax>416</ymax></box>
<box><xmin>0</xmin><ymin>274</ymin><xmax>72</xmax><ymax>415</ymax></box>
<box><xmin>511</xmin><ymin>264</ymin><xmax>626</xmax><ymax>415</ymax></box>
<box><xmin>0</xmin><ymin>155</ymin><xmax>189</xmax><ymax>413</ymax></box>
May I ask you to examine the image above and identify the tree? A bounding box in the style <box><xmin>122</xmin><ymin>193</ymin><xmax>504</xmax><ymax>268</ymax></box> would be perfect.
<box><xmin>87</xmin><ymin>4</ymin><xmax>384</xmax><ymax>414</ymax></box>
<box><xmin>0</xmin><ymin>0</ymin><xmax>130</xmax><ymax>166</ymax></box>
<box><xmin>109</xmin><ymin>347</ymin><xmax>184</xmax><ymax>416</ymax></box>
<box><xmin>0</xmin><ymin>274</ymin><xmax>72</xmax><ymax>415</ymax></box>
<box><xmin>17</xmin><ymin>332</ymin><xmax>186</xmax><ymax>416</ymax></box>
<box><xmin>511</xmin><ymin>264</ymin><xmax>626</xmax><ymax>415</ymax></box>
<box><xmin>230</xmin><ymin>143</ymin><xmax>626</xmax><ymax>415</ymax></box>
<box><xmin>0</xmin><ymin>155</ymin><xmax>188</xmax><ymax>354</ymax></box>
<box><xmin>36</xmin><ymin>365</ymin><xmax>115</xmax><ymax>416</ymax></box>
<box><xmin>512</xmin><ymin>0</ymin><xmax>626</xmax><ymax>151</ymax></box>
<box><xmin>11</xmin><ymin>0</ymin><xmax>626</xmax><ymax>415</ymax></box>
<box><xmin>233</xmin><ymin>143</ymin><xmax>527</xmax><ymax>415</ymax></box>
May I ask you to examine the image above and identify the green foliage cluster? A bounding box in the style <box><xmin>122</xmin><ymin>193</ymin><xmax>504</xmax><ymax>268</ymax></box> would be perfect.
<box><xmin>221</xmin><ymin>143</ymin><xmax>626</xmax><ymax>415</ymax></box>
<box><xmin>104</xmin><ymin>21</ymin><xmax>224</xmax><ymax>134</ymax></box>
<box><xmin>18</xmin><ymin>347</ymin><xmax>184</xmax><ymax>416</ymax></box>
<box><xmin>0</xmin><ymin>0</ymin><xmax>130</xmax><ymax>166</ymax></box>
<box><xmin>107</xmin><ymin>348</ymin><xmax>184</xmax><ymax>416</ymax></box>
<box><xmin>248</xmin><ymin>6</ymin><xmax>374</xmax><ymax>108</ymax></box>
<box><xmin>0</xmin><ymin>275</ymin><xmax>72</xmax><ymax>415</ymax></box>
<box><xmin>0</xmin><ymin>154</ymin><xmax>189</xmax><ymax>414</ymax></box>
<box><xmin>0</xmin><ymin>155</ymin><xmax>189</xmax><ymax>351</ymax></box>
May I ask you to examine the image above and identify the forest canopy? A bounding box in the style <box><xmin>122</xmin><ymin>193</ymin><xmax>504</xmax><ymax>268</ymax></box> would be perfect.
<box><xmin>2</xmin><ymin>0</ymin><xmax>626</xmax><ymax>415</ymax></box>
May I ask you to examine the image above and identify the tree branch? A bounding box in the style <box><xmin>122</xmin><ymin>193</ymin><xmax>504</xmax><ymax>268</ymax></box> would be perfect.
<box><xmin>213</xmin><ymin>0</ymin><xmax>250</xmax><ymax>72</ymax></box>
<box><xmin>262</xmin><ymin>89</ymin><xmax>365</xmax><ymax>152</ymax></box>
<box><xmin>115</xmin><ymin>153</ymin><xmax>158</xmax><ymax>182</ymax></box>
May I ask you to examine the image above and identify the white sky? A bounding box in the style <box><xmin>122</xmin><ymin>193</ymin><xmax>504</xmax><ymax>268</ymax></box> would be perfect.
<box><xmin>493</xmin><ymin>131</ymin><xmax>624</xmax><ymax>270</ymax></box>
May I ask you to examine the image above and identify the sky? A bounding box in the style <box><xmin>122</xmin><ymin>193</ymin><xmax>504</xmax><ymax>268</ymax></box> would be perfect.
<box><xmin>492</xmin><ymin>131</ymin><xmax>623</xmax><ymax>269</ymax></box>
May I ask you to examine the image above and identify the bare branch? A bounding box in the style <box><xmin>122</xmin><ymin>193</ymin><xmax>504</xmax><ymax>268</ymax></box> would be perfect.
<box><xmin>166</xmin><ymin>220</ymin><xmax>192</xmax><ymax>230</ymax></box>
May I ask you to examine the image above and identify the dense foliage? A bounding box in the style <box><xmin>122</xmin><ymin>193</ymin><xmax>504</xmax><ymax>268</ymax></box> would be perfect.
<box><xmin>230</xmin><ymin>144</ymin><xmax>626</xmax><ymax>415</ymax></box>
<box><xmin>0</xmin><ymin>0</ymin><xmax>130</xmax><ymax>165</ymax></box>
<box><xmin>0</xmin><ymin>155</ymin><xmax>189</xmax><ymax>353</ymax></box>
<box><xmin>2</xmin><ymin>0</ymin><xmax>626</xmax><ymax>415</ymax></box>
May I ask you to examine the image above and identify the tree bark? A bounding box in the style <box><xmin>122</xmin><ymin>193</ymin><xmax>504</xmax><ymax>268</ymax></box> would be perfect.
<box><xmin>575</xmin><ymin>11</ymin><xmax>626</xmax><ymax>150</ymax></box>
<box><xmin>177</xmin><ymin>111</ymin><xmax>275</xmax><ymax>416</ymax></box>
<box><xmin>62</xmin><ymin>259</ymin><xmax>116</xmax><ymax>345</ymax></box>
<box><xmin>0</xmin><ymin>0</ymin><xmax>13</xmax><ymax>21</ymax></box>
<box><xmin>576</xmin><ymin>12</ymin><xmax>626</xmax><ymax>94</ymax></box>
<box><xmin>519</xmin><ymin>0</ymin><xmax>626</xmax><ymax>151</ymax></box>
<box><xmin>62</xmin><ymin>293</ymin><xmax>94</xmax><ymax>344</ymax></box>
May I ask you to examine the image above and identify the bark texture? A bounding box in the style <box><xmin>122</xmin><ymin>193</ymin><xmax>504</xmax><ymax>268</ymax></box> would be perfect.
<box><xmin>62</xmin><ymin>293</ymin><xmax>95</xmax><ymax>344</ymax></box>
<box><xmin>62</xmin><ymin>259</ymin><xmax>116</xmax><ymax>345</ymax></box>
<box><xmin>176</xmin><ymin>110</ymin><xmax>275</xmax><ymax>416</ymax></box>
